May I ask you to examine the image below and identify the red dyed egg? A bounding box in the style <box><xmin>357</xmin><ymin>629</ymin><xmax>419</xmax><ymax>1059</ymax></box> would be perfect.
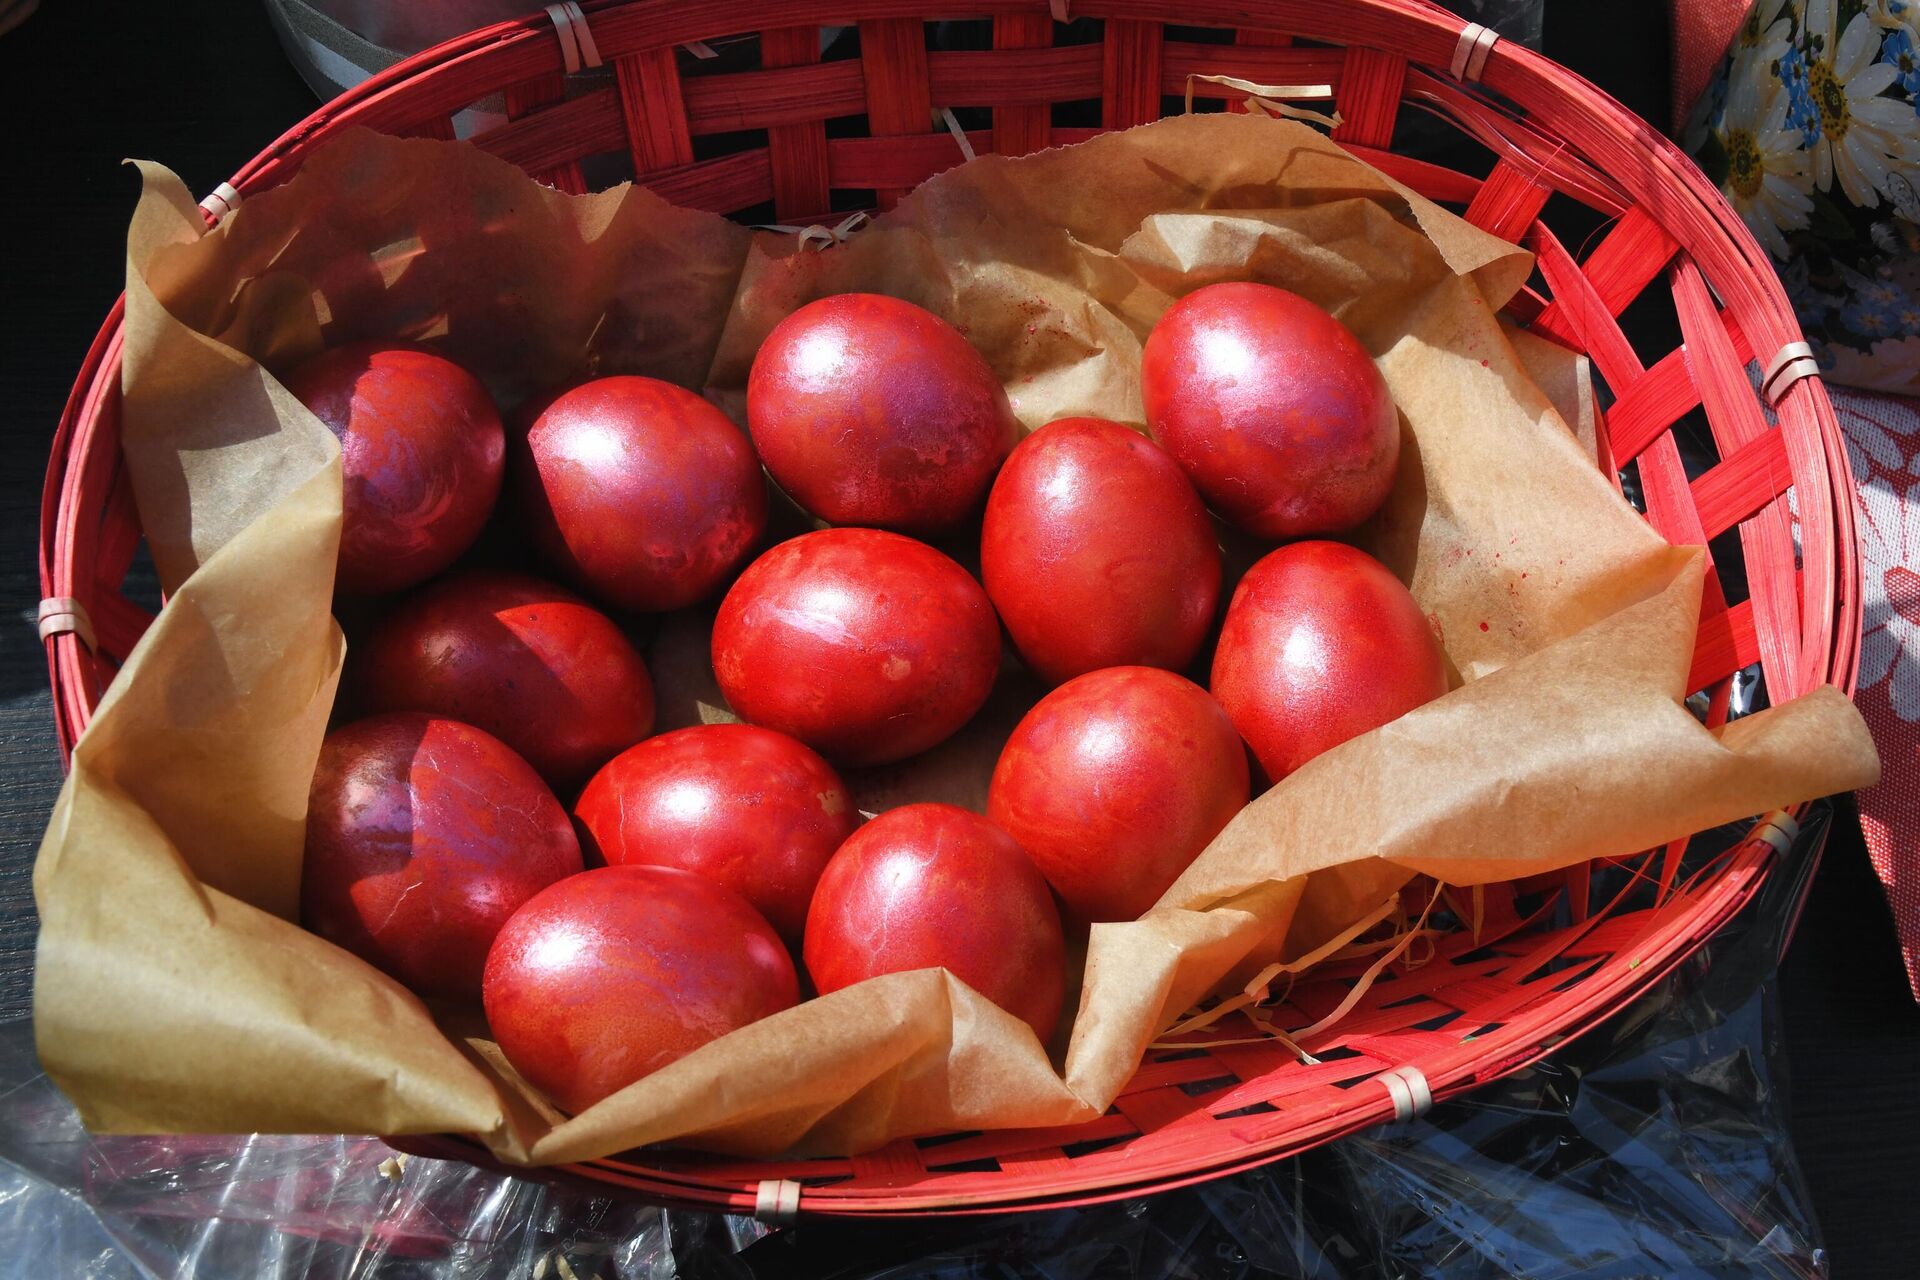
<box><xmin>1211</xmin><ymin>541</ymin><xmax>1449</xmax><ymax>781</ymax></box>
<box><xmin>1141</xmin><ymin>283</ymin><xmax>1399</xmax><ymax>539</ymax></box>
<box><xmin>711</xmin><ymin>528</ymin><xmax>1001</xmax><ymax>766</ymax></box>
<box><xmin>302</xmin><ymin>713</ymin><xmax>582</xmax><ymax>1000</ymax></box>
<box><xmin>517</xmin><ymin>376</ymin><xmax>768</xmax><ymax>612</ymax></box>
<box><xmin>358</xmin><ymin>570</ymin><xmax>654</xmax><ymax>790</ymax></box>
<box><xmin>284</xmin><ymin>341</ymin><xmax>505</xmax><ymax>595</ymax></box>
<box><xmin>803</xmin><ymin>803</ymin><xmax>1064</xmax><ymax>1043</ymax></box>
<box><xmin>483</xmin><ymin>865</ymin><xmax>797</xmax><ymax>1114</ymax></box>
<box><xmin>746</xmin><ymin>294</ymin><xmax>1018</xmax><ymax>533</ymax></box>
<box><xmin>981</xmin><ymin>418</ymin><xmax>1221</xmax><ymax>685</ymax></box>
<box><xmin>988</xmin><ymin>667</ymin><xmax>1248</xmax><ymax>923</ymax></box>
<box><xmin>573</xmin><ymin>724</ymin><xmax>857</xmax><ymax>943</ymax></box>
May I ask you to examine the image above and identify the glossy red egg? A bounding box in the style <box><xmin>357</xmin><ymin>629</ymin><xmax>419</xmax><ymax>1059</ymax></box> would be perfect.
<box><xmin>711</xmin><ymin>528</ymin><xmax>1001</xmax><ymax>766</ymax></box>
<box><xmin>517</xmin><ymin>376</ymin><xmax>768</xmax><ymax>612</ymax></box>
<box><xmin>283</xmin><ymin>341</ymin><xmax>505</xmax><ymax>595</ymax></box>
<box><xmin>981</xmin><ymin>418</ymin><xmax>1221</xmax><ymax>685</ymax></box>
<box><xmin>1141</xmin><ymin>282</ymin><xmax>1399</xmax><ymax>539</ymax></box>
<box><xmin>1211</xmin><ymin>541</ymin><xmax>1449</xmax><ymax>781</ymax></box>
<box><xmin>302</xmin><ymin>713</ymin><xmax>582</xmax><ymax>1000</ymax></box>
<box><xmin>483</xmin><ymin>865</ymin><xmax>797</xmax><ymax>1114</ymax></box>
<box><xmin>746</xmin><ymin>293</ymin><xmax>1019</xmax><ymax>533</ymax></box>
<box><xmin>358</xmin><ymin>570</ymin><xmax>654</xmax><ymax>790</ymax></box>
<box><xmin>573</xmin><ymin>724</ymin><xmax>857</xmax><ymax>943</ymax></box>
<box><xmin>803</xmin><ymin>803</ymin><xmax>1065</xmax><ymax>1043</ymax></box>
<box><xmin>988</xmin><ymin>667</ymin><xmax>1248</xmax><ymax>923</ymax></box>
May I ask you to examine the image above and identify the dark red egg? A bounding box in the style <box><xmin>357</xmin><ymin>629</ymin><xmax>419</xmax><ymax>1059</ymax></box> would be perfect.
<box><xmin>483</xmin><ymin>865</ymin><xmax>797</xmax><ymax>1114</ymax></box>
<box><xmin>746</xmin><ymin>293</ymin><xmax>1018</xmax><ymax>533</ymax></box>
<box><xmin>1211</xmin><ymin>541</ymin><xmax>1449</xmax><ymax>781</ymax></box>
<box><xmin>988</xmin><ymin>667</ymin><xmax>1248</xmax><ymax>923</ymax></box>
<box><xmin>357</xmin><ymin>570</ymin><xmax>654</xmax><ymax>790</ymax></box>
<box><xmin>517</xmin><ymin>376</ymin><xmax>768</xmax><ymax>612</ymax></box>
<box><xmin>711</xmin><ymin>528</ymin><xmax>1001</xmax><ymax>766</ymax></box>
<box><xmin>981</xmin><ymin>417</ymin><xmax>1221</xmax><ymax>685</ymax></box>
<box><xmin>1140</xmin><ymin>282</ymin><xmax>1399</xmax><ymax>539</ymax></box>
<box><xmin>302</xmin><ymin>713</ymin><xmax>582</xmax><ymax>1000</ymax></box>
<box><xmin>803</xmin><ymin>803</ymin><xmax>1064</xmax><ymax>1043</ymax></box>
<box><xmin>283</xmin><ymin>341</ymin><xmax>505</xmax><ymax>595</ymax></box>
<box><xmin>573</xmin><ymin>724</ymin><xmax>857</xmax><ymax>943</ymax></box>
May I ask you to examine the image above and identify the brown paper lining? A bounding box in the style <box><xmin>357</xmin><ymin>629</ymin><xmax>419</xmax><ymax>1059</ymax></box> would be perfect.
<box><xmin>35</xmin><ymin>115</ymin><xmax>1877</xmax><ymax>1162</ymax></box>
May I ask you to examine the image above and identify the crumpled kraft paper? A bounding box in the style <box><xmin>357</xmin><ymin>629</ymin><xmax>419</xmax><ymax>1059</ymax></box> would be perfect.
<box><xmin>34</xmin><ymin>115</ymin><xmax>1878</xmax><ymax>1162</ymax></box>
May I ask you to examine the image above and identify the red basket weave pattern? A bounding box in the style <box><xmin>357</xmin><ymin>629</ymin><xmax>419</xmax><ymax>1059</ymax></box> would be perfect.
<box><xmin>40</xmin><ymin>0</ymin><xmax>1860</xmax><ymax>1217</ymax></box>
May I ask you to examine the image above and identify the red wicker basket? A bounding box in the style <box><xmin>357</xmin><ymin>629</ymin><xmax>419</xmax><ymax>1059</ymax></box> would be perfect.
<box><xmin>41</xmin><ymin>0</ymin><xmax>1861</xmax><ymax>1219</ymax></box>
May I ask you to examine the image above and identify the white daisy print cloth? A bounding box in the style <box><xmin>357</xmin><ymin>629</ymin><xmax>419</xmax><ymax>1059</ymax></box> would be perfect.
<box><xmin>1687</xmin><ymin>0</ymin><xmax>1920</xmax><ymax>393</ymax></box>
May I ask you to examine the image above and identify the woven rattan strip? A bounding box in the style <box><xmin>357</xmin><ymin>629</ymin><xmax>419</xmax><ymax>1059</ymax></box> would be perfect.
<box><xmin>991</xmin><ymin>15</ymin><xmax>1053</xmax><ymax>157</ymax></box>
<box><xmin>763</xmin><ymin>27</ymin><xmax>832</xmax><ymax>221</ymax></box>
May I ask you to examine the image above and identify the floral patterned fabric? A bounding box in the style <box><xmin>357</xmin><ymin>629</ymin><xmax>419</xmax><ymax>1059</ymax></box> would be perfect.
<box><xmin>1837</xmin><ymin>386</ymin><xmax>1920</xmax><ymax>997</ymax></box>
<box><xmin>1687</xmin><ymin>0</ymin><xmax>1920</xmax><ymax>394</ymax></box>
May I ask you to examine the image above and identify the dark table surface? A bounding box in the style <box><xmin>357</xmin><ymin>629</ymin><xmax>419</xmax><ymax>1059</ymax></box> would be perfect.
<box><xmin>2</xmin><ymin>1</ymin><xmax>1918</xmax><ymax>1274</ymax></box>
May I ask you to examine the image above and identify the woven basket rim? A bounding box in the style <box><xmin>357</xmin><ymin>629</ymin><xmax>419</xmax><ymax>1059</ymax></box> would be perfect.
<box><xmin>39</xmin><ymin>0</ymin><xmax>1862</xmax><ymax>1217</ymax></box>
